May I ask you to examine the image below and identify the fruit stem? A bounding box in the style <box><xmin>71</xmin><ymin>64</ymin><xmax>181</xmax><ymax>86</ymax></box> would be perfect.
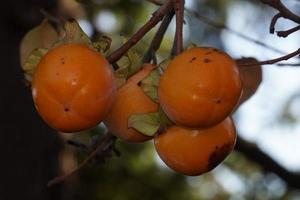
<box><xmin>106</xmin><ymin>0</ymin><xmax>173</xmax><ymax>64</ymax></box>
<box><xmin>143</xmin><ymin>10</ymin><xmax>175</xmax><ymax>63</ymax></box>
<box><xmin>47</xmin><ymin>132</ymin><xmax>116</xmax><ymax>187</ymax></box>
<box><xmin>173</xmin><ymin>0</ymin><xmax>185</xmax><ymax>55</ymax></box>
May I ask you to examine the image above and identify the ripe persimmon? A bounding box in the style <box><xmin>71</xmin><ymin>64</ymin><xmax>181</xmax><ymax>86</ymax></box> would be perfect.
<box><xmin>104</xmin><ymin>64</ymin><xmax>158</xmax><ymax>143</ymax></box>
<box><xmin>32</xmin><ymin>44</ymin><xmax>116</xmax><ymax>133</ymax></box>
<box><xmin>154</xmin><ymin>117</ymin><xmax>236</xmax><ymax>176</ymax></box>
<box><xmin>159</xmin><ymin>47</ymin><xmax>242</xmax><ymax>128</ymax></box>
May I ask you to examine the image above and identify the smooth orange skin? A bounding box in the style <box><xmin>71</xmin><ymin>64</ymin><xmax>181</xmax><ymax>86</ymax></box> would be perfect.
<box><xmin>104</xmin><ymin>64</ymin><xmax>158</xmax><ymax>143</ymax></box>
<box><xmin>154</xmin><ymin>117</ymin><xmax>236</xmax><ymax>176</ymax></box>
<box><xmin>32</xmin><ymin>44</ymin><xmax>116</xmax><ymax>133</ymax></box>
<box><xmin>159</xmin><ymin>47</ymin><xmax>242</xmax><ymax>128</ymax></box>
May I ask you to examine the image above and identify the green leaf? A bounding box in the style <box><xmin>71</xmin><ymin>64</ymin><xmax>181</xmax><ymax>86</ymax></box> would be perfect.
<box><xmin>140</xmin><ymin>68</ymin><xmax>160</xmax><ymax>103</ymax></box>
<box><xmin>54</xmin><ymin>19</ymin><xmax>92</xmax><ymax>47</ymax></box>
<box><xmin>23</xmin><ymin>48</ymin><xmax>48</xmax><ymax>82</ymax></box>
<box><xmin>92</xmin><ymin>35</ymin><xmax>112</xmax><ymax>55</ymax></box>
<box><xmin>128</xmin><ymin>112</ymin><xmax>160</xmax><ymax>137</ymax></box>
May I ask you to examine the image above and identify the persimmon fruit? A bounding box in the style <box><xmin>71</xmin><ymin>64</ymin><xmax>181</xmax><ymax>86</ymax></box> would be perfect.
<box><xmin>154</xmin><ymin>117</ymin><xmax>236</xmax><ymax>176</ymax></box>
<box><xmin>104</xmin><ymin>64</ymin><xmax>158</xmax><ymax>143</ymax></box>
<box><xmin>32</xmin><ymin>44</ymin><xmax>116</xmax><ymax>133</ymax></box>
<box><xmin>159</xmin><ymin>47</ymin><xmax>242</xmax><ymax>128</ymax></box>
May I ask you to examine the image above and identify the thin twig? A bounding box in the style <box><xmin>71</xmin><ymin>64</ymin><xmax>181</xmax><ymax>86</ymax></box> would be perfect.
<box><xmin>239</xmin><ymin>48</ymin><xmax>300</xmax><ymax>66</ymax></box>
<box><xmin>277</xmin><ymin>25</ymin><xmax>300</xmax><ymax>37</ymax></box>
<box><xmin>47</xmin><ymin>133</ymin><xmax>116</xmax><ymax>187</ymax></box>
<box><xmin>185</xmin><ymin>9</ymin><xmax>286</xmax><ymax>55</ymax></box>
<box><xmin>270</xmin><ymin>13</ymin><xmax>282</xmax><ymax>33</ymax></box>
<box><xmin>261</xmin><ymin>0</ymin><xmax>300</xmax><ymax>24</ymax></box>
<box><xmin>106</xmin><ymin>0</ymin><xmax>173</xmax><ymax>63</ymax></box>
<box><xmin>143</xmin><ymin>10</ymin><xmax>175</xmax><ymax>63</ymax></box>
<box><xmin>147</xmin><ymin>0</ymin><xmax>287</xmax><ymax>55</ymax></box>
<box><xmin>173</xmin><ymin>0</ymin><xmax>185</xmax><ymax>55</ymax></box>
<box><xmin>147</xmin><ymin>0</ymin><xmax>163</xmax><ymax>6</ymax></box>
<box><xmin>276</xmin><ymin>63</ymin><xmax>300</xmax><ymax>66</ymax></box>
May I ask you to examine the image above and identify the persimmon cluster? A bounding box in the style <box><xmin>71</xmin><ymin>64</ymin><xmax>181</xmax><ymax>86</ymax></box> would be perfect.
<box><xmin>31</xmin><ymin>45</ymin><xmax>241</xmax><ymax>176</ymax></box>
<box><xmin>21</xmin><ymin>20</ymin><xmax>259</xmax><ymax>177</ymax></box>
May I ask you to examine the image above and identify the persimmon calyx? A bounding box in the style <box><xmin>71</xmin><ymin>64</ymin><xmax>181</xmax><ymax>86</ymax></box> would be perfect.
<box><xmin>127</xmin><ymin>108</ymin><xmax>173</xmax><ymax>137</ymax></box>
<box><xmin>128</xmin><ymin>112</ymin><xmax>160</xmax><ymax>137</ymax></box>
<box><xmin>115</xmin><ymin>48</ymin><xmax>143</xmax><ymax>88</ymax></box>
<box><xmin>92</xmin><ymin>35</ymin><xmax>112</xmax><ymax>55</ymax></box>
<box><xmin>23</xmin><ymin>48</ymin><xmax>48</xmax><ymax>82</ymax></box>
<box><xmin>140</xmin><ymin>68</ymin><xmax>160</xmax><ymax>103</ymax></box>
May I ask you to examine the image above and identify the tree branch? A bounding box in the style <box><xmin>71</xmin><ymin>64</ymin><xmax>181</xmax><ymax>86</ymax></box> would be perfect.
<box><xmin>277</xmin><ymin>25</ymin><xmax>300</xmax><ymax>38</ymax></box>
<box><xmin>185</xmin><ymin>9</ymin><xmax>286</xmax><ymax>55</ymax></box>
<box><xmin>236</xmin><ymin>136</ymin><xmax>300</xmax><ymax>189</ymax></box>
<box><xmin>261</xmin><ymin>0</ymin><xmax>300</xmax><ymax>36</ymax></box>
<box><xmin>106</xmin><ymin>0</ymin><xmax>173</xmax><ymax>63</ymax></box>
<box><xmin>143</xmin><ymin>10</ymin><xmax>175</xmax><ymax>63</ymax></box>
<box><xmin>173</xmin><ymin>0</ymin><xmax>185</xmax><ymax>55</ymax></box>
<box><xmin>261</xmin><ymin>0</ymin><xmax>300</xmax><ymax>24</ymax></box>
<box><xmin>270</xmin><ymin>13</ymin><xmax>282</xmax><ymax>33</ymax></box>
<box><xmin>47</xmin><ymin>132</ymin><xmax>116</xmax><ymax>187</ymax></box>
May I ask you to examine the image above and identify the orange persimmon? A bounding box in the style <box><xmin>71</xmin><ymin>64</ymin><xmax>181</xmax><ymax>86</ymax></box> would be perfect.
<box><xmin>158</xmin><ymin>47</ymin><xmax>242</xmax><ymax>128</ymax></box>
<box><xmin>32</xmin><ymin>44</ymin><xmax>116</xmax><ymax>133</ymax></box>
<box><xmin>104</xmin><ymin>64</ymin><xmax>158</xmax><ymax>143</ymax></box>
<box><xmin>154</xmin><ymin>117</ymin><xmax>236</xmax><ymax>176</ymax></box>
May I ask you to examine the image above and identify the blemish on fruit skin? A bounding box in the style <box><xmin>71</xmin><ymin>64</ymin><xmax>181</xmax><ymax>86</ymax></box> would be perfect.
<box><xmin>71</xmin><ymin>79</ymin><xmax>78</xmax><ymax>86</ymax></box>
<box><xmin>212</xmin><ymin>98</ymin><xmax>222</xmax><ymax>104</ymax></box>
<box><xmin>204</xmin><ymin>58</ymin><xmax>211</xmax><ymax>63</ymax></box>
<box><xmin>64</xmin><ymin>106</ymin><xmax>70</xmax><ymax>112</ymax></box>
<box><xmin>60</xmin><ymin>58</ymin><xmax>65</xmax><ymax>64</ymax></box>
<box><xmin>189</xmin><ymin>57</ymin><xmax>197</xmax><ymax>63</ymax></box>
<box><xmin>207</xmin><ymin>142</ymin><xmax>232</xmax><ymax>171</ymax></box>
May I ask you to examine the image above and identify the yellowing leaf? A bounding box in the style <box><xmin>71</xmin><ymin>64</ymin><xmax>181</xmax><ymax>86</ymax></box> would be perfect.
<box><xmin>54</xmin><ymin>19</ymin><xmax>92</xmax><ymax>47</ymax></box>
<box><xmin>128</xmin><ymin>112</ymin><xmax>160</xmax><ymax>137</ymax></box>
<box><xmin>20</xmin><ymin>19</ymin><xmax>59</xmax><ymax>67</ymax></box>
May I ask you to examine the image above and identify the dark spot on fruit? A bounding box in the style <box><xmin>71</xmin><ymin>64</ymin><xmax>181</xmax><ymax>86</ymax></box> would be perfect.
<box><xmin>189</xmin><ymin>57</ymin><xmax>197</xmax><ymax>63</ymax></box>
<box><xmin>56</xmin><ymin>72</ymin><xmax>60</xmax><ymax>76</ymax></box>
<box><xmin>213</xmin><ymin>98</ymin><xmax>221</xmax><ymax>104</ymax></box>
<box><xmin>137</xmin><ymin>81</ymin><xmax>142</xmax><ymax>86</ymax></box>
<box><xmin>64</xmin><ymin>106</ymin><xmax>70</xmax><ymax>112</ymax></box>
<box><xmin>60</xmin><ymin>58</ymin><xmax>65</xmax><ymax>64</ymax></box>
<box><xmin>207</xmin><ymin>142</ymin><xmax>233</xmax><ymax>171</ymax></box>
<box><xmin>204</xmin><ymin>58</ymin><xmax>211</xmax><ymax>63</ymax></box>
